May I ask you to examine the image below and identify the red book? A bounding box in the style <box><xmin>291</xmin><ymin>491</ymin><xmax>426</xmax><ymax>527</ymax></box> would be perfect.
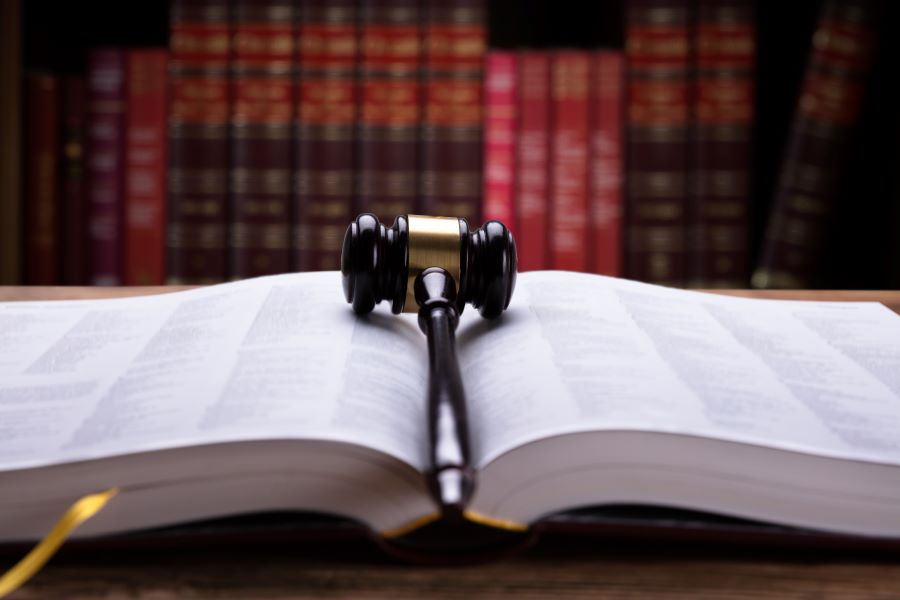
<box><xmin>589</xmin><ymin>51</ymin><xmax>624</xmax><ymax>277</ymax></box>
<box><xmin>550</xmin><ymin>51</ymin><xmax>591</xmax><ymax>272</ymax></box>
<box><xmin>229</xmin><ymin>0</ymin><xmax>294</xmax><ymax>279</ymax></box>
<box><xmin>60</xmin><ymin>76</ymin><xmax>89</xmax><ymax>285</ymax></box>
<box><xmin>357</xmin><ymin>0</ymin><xmax>422</xmax><ymax>222</ymax></box>
<box><xmin>124</xmin><ymin>49</ymin><xmax>168</xmax><ymax>286</ymax></box>
<box><xmin>420</xmin><ymin>0</ymin><xmax>486</xmax><ymax>224</ymax></box>
<box><xmin>24</xmin><ymin>73</ymin><xmax>60</xmax><ymax>285</ymax></box>
<box><xmin>168</xmin><ymin>0</ymin><xmax>231</xmax><ymax>284</ymax></box>
<box><xmin>515</xmin><ymin>52</ymin><xmax>550</xmax><ymax>271</ymax></box>
<box><xmin>625</xmin><ymin>0</ymin><xmax>691</xmax><ymax>286</ymax></box>
<box><xmin>482</xmin><ymin>52</ymin><xmax>517</xmax><ymax>226</ymax></box>
<box><xmin>87</xmin><ymin>49</ymin><xmax>127</xmax><ymax>286</ymax></box>
<box><xmin>294</xmin><ymin>0</ymin><xmax>358</xmax><ymax>271</ymax></box>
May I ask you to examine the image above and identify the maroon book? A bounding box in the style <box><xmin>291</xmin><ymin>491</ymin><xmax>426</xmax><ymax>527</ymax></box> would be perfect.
<box><xmin>753</xmin><ymin>0</ymin><xmax>878</xmax><ymax>289</ymax></box>
<box><xmin>624</xmin><ymin>0</ymin><xmax>691</xmax><ymax>286</ymax></box>
<box><xmin>87</xmin><ymin>49</ymin><xmax>127</xmax><ymax>286</ymax></box>
<box><xmin>24</xmin><ymin>73</ymin><xmax>60</xmax><ymax>285</ymax></box>
<box><xmin>689</xmin><ymin>0</ymin><xmax>755</xmax><ymax>288</ymax></box>
<box><xmin>229</xmin><ymin>0</ymin><xmax>293</xmax><ymax>279</ymax></box>
<box><xmin>357</xmin><ymin>0</ymin><xmax>422</xmax><ymax>222</ymax></box>
<box><xmin>420</xmin><ymin>0</ymin><xmax>485</xmax><ymax>225</ymax></box>
<box><xmin>168</xmin><ymin>0</ymin><xmax>231</xmax><ymax>284</ymax></box>
<box><xmin>60</xmin><ymin>76</ymin><xmax>89</xmax><ymax>285</ymax></box>
<box><xmin>294</xmin><ymin>0</ymin><xmax>358</xmax><ymax>271</ymax></box>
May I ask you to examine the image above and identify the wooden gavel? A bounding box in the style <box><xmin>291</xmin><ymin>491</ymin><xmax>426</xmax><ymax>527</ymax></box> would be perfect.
<box><xmin>341</xmin><ymin>214</ymin><xmax>517</xmax><ymax>518</ymax></box>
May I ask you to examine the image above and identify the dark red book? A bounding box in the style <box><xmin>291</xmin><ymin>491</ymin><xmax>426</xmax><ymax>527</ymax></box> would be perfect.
<box><xmin>482</xmin><ymin>52</ymin><xmax>517</xmax><ymax>226</ymax></box>
<box><xmin>125</xmin><ymin>49</ymin><xmax>168</xmax><ymax>286</ymax></box>
<box><xmin>589</xmin><ymin>50</ymin><xmax>624</xmax><ymax>277</ymax></box>
<box><xmin>60</xmin><ymin>76</ymin><xmax>89</xmax><ymax>285</ymax></box>
<box><xmin>420</xmin><ymin>0</ymin><xmax>485</xmax><ymax>224</ymax></box>
<box><xmin>87</xmin><ymin>49</ymin><xmax>127</xmax><ymax>286</ymax></box>
<box><xmin>168</xmin><ymin>0</ymin><xmax>231</xmax><ymax>284</ymax></box>
<box><xmin>24</xmin><ymin>73</ymin><xmax>60</xmax><ymax>285</ymax></box>
<box><xmin>753</xmin><ymin>0</ymin><xmax>878</xmax><ymax>289</ymax></box>
<box><xmin>294</xmin><ymin>0</ymin><xmax>358</xmax><ymax>271</ymax></box>
<box><xmin>689</xmin><ymin>0</ymin><xmax>755</xmax><ymax>288</ymax></box>
<box><xmin>624</xmin><ymin>0</ymin><xmax>691</xmax><ymax>286</ymax></box>
<box><xmin>550</xmin><ymin>51</ymin><xmax>591</xmax><ymax>272</ymax></box>
<box><xmin>357</xmin><ymin>0</ymin><xmax>422</xmax><ymax>222</ymax></box>
<box><xmin>229</xmin><ymin>0</ymin><xmax>293</xmax><ymax>279</ymax></box>
<box><xmin>515</xmin><ymin>52</ymin><xmax>550</xmax><ymax>272</ymax></box>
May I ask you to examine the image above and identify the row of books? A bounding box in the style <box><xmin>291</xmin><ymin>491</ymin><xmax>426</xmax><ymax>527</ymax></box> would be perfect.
<box><xmin>13</xmin><ymin>0</ymin><xmax>877</xmax><ymax>288</ymax></box>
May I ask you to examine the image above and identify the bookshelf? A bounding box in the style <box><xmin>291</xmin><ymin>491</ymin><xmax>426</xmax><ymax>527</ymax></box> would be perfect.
<box><xmin>2</xmin><ymin>0</ymin><xmax>898</xmax><ymax>289</ymax></box>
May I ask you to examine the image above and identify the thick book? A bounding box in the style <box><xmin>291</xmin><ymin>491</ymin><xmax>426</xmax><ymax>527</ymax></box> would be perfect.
<box><xmin>482</xmin><ymin>51</ymin><xmax>517</xmax><ymax>226</ymax></box>
<box><xmin>2</xmin><ymin>271</ymin><xmax>900</xmax><ymax>558</ymax></box>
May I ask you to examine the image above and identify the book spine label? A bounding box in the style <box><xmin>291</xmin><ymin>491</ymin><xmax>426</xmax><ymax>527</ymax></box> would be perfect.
<box><xmin>125</xmin><ymin>50</ymin><xmax>168</xmax><ymax>286</ymax></box>
<box><xmin>420</xmin><ymin>0</ymin><xmax>485</xmax><ymax>225</ymax></box>
<box><xmin>25</xmin><ymin>73</ymin><xmax>60</xmax><ymax>285</ymax></box>
<box><xmin>294</xmin><ymin>0</ymin><xmax>357</xmax><ymax>271</ymax></box>
<box><xmin>482</xmin><ymin>52</ymin><xmax>517</xmax><ymax>226</ymax></box>
<box><xmin>168</xmin><ymin>0</ymin><xmax>231</xmax><ymax>284</ymax></box>
<box><xmin>87</xmin><ymin>49</ymin><xmax>126</xmax><ymax>286</ymax></box>
<box><xmin>61</xmin><ymin>76</ymin><xmax>88</xmax><ymax>285</ymax></box>
<box><xmin>358</xmin><ymin>0</ymin><xmax>421</xmax><ymax>222</ymax></box>
<box><xmin>590</xmin><ymin>51</ymin><xmax>624</xmax><ymax>277</ymax></box>
<box><xmin>689</xmin><ymin>0</ymin><xmax>754</xmax><ymax>288</ymax></box>
<box><xmin>550</xmin><ymin>51</ymin><xmax>591</xmax><ymax>272</ymax></box>
<box><xmin>752</xmin><ymin>0</ymin><xmax>877</xmax><ymax>289</ymax></box>
<box><xmin>516</xmin><ymin>51</ymin><xmax>550</xmax><ymax>271</ymax></box>
<box><xmin>625</xmin><ymin>0</ymin><xmax>691</xmax><ymax>286</ymax></box>
<box><xmin>229</xmin><ymin>0</ymin><xmax>293</xmax><ymax>279</ymax></box>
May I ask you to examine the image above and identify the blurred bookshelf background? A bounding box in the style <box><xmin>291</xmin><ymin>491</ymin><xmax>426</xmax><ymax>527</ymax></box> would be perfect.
<box><xmin>0</xmin><ymin>0</ymin><xmax>898</xmax><ymax>289</ymax></box>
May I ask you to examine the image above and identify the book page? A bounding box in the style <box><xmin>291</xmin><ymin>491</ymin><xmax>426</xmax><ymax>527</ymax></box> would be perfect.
<box><xmin>459</xmin><ymin>271</ymin><xmax>900</xmax><ymax>467</ymax></box>
<box><xmin>0</xmin><ymin>273</ymin><xmax>428</xmax><ymax>472</ymax></box>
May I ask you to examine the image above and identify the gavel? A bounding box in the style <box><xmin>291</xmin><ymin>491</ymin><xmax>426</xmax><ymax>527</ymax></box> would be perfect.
<box><xmin>341</xmin><ymin>214</ymin><xmax>517</xmax><ymax>519</ymax></box>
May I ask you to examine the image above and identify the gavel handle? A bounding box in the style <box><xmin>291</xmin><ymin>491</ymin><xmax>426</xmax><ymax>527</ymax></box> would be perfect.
<box><xmin>414</xmin><ymin>268</ymin><xmax>474</xmax><ymax>519</ymax></box>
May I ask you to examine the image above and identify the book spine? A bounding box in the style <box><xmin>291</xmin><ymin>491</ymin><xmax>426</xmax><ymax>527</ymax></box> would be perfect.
<box><xmin>625</xmin><ymin>0</ymin><xmax>691</xmax><ymax>286</ymax></box>
<box><xmin>294</xmin><ymin>0</ymin><xmax>357</xmax><ymax>271</ymax></box>
<box><xmin>358</xmin><ymin>0</ymin><xmax>421</xmax><ymax>222</ymax></box>
<box><xmin>0</xmin><ymin>0</ymin><xmax>22</xmax><ymax>284</ymax></box>
<box><xmin>516</xmin><ymin>51</ymin><xmax>550</xmax><ymax>271</ymax></box>
<box><xmin>168</xmin><ymin>0</ymin><xmax>231</xmax><ymax>284</ymax></box>
<box><xmin>229</xmin><ymin>0</ymin><xmax>294</xmax><ymax>279</ymax></box>
<box><xmin>482</xmin><ymin>52</ymin><xmax>517</xmax><ymax>225</ymax></box>
<box><xmin>550</xmin><ymin>50</ymin><xmax>591</xmax><ymax>272</ymax></box>
<box><xmin>752</xmin><ymin>0</ymin><xmax>877</xmax><ymax>289</ymax></box>
<box><xmin>24</xmin><ymin>73</ymin><xmax>60</xmax><ymax>285</ymax></box>
<box><xmin>420</xmin><ymin>0</ymin><xmax>485</xmax><ymax>224</ymax></box>
<box><xmin>87</xmin><ymin>49</ymin><xmax>127</xmax><ymax>286</ymax></box>
<box><xmin>124</xmin><ymin>49</ymin><xmax>168</xmax><ymax>286</ymax></box>
<box><xmin>60</xmin><ymin>76</ymin><xmax>89</xmax><ymax>285</ymax></box>
<box><xmin>689</xmin><ymin>0</ymin><xmax>754</xmax><ymax>288</ymax></box>
<box><xmin>590</xmin><ymin>50</ymin><xmax>625</xmax><ymax>277</ymax></box>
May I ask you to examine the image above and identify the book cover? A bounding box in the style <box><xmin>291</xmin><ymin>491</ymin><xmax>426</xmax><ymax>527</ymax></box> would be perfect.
<box><xmin>87</xmin><ymin>49</ymin><xmax>127</xmax><ymax>286</ymax></box>
<box><xmin>294</xmin><ymin>0</ymin><xmax>358</xmax><ymax>272</ymax></box>
<box><xmin>625</xmin><ymin>0</ymin><xmax>691</xmax><ymax>286</ymax></box>
<box><xmin>752</xmin><ymin>0</ymin><xmax>878</xmax><ymax>289</ymax></box>
<box><xmin>167</xmin><ymin>0</ymin><xmax>231</xmax><ymax>284</ymax></box>
<box><xmin>24</xmin><ymin>73</ymin><xmax>60</xmax><ymax>285</ymax></box>
<box><xmin>482</xmin><ymin>52</ymin><xmax>517</xmax><ymax>226</ymax></box>
<box><xmin>550</xmin><ymin>51</ymin><xmax>591</xmax><ymax>272</ymax></box>
<box><xmin>357</xmin><ymin>0</ymin><xmax>422</xmax><ymax>222</ymax></box>
<box><xmin>420</xmin><ymin>0</ymin><xmax>486</xmax><ymax>225</ymax></box>
<box><xmin>515</xmin><ymin>52</ymin><xmax>550</xmax><ymax>272</ymax></box>
<box><xmin>229</xmin><ymin>0</ymin><xmax>294</xmax><ymax>279</ymax></box>
<box><xmin>125</xmin><ymin>49</ymin><xmax>168</xmax><ymax>286</ymax></box>
<box><xmin>60</xmin><ymin>76</ymin><xmax>89</xmax><ymax>286</ymax></box>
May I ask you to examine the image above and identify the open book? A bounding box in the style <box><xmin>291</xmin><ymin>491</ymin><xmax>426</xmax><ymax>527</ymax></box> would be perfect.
<box><xmin>2</xmin><ymin>271</ymin><xmax>900</xmax><ymax>547</ymax></box>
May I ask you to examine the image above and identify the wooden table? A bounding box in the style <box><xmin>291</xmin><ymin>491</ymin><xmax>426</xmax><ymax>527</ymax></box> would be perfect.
<box><xmin>3</xmin><ymin>286</ymin><xmax>900</xmax><ymax>600</ymax></box>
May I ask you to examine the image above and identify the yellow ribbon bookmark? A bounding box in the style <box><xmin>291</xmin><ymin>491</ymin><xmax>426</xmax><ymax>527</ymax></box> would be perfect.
<box><xmin>0</xmin><ymin>488</ymin><xmax>118</xmax><ymax>599</ymax></box>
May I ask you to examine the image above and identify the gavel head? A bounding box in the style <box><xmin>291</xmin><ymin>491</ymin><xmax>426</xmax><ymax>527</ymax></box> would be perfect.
<box><xmin>342</xmin><ymin>214</ymin><xmax>517</xmax><ymax>319</ymax></box>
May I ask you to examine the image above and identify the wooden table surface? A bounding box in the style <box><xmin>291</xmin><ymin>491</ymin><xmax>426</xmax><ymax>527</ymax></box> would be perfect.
<box><xmin>3</xmin><ymin>286</ymin><xmax>900</xmax><ymax>599</ymax></box>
